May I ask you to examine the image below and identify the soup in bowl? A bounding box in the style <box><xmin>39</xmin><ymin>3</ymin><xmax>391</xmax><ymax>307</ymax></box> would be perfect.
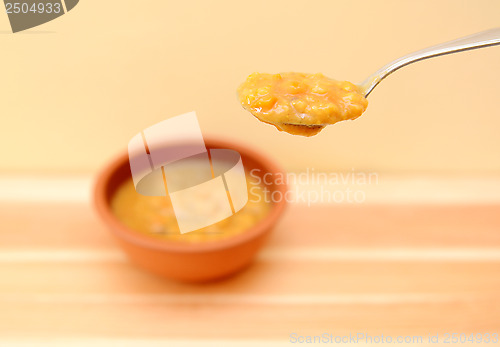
<box><xmin>94</xmin><ymin>138</ymin><xmax>287</xmax><ymax>282</ymax></box>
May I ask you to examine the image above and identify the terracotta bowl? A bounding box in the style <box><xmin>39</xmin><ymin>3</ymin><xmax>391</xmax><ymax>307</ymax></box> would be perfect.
<box><xmin>93</xmin><ymin>138</ymin><xmax>287</xmax><ymax>282</ymax></box>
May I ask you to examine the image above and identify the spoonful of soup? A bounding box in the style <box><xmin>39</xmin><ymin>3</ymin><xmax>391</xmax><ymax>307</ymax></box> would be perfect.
<box><xmin>237</xmin><ymin>28</ymin><xmax>500</xmax><ymax>136</ymax></box>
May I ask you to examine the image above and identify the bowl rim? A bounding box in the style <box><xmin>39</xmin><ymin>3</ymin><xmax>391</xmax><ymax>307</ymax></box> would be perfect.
<box><xmin>93</xmin><ymin>137</ymin><xmax>288</xmax><ymax>253</ymax></box>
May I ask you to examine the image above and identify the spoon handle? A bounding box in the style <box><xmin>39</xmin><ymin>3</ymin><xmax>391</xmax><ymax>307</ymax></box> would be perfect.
<box><xmin>360</xmin><ymin>28</ymin><xmax>500</xmax><ymax>97</ymax></box>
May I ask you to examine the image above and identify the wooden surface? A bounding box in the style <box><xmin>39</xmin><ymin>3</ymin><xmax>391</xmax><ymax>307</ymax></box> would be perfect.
<box><xmin>1</xmin><ymin>198</ymin><xmax>500</xmax><ymax>346</ymax></box>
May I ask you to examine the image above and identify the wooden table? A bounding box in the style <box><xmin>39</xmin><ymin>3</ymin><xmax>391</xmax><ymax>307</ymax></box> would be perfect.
<box><xmin>0</xmin><ymin>177</ymin><xmax>499</xmax><ymax>346</ymax></box>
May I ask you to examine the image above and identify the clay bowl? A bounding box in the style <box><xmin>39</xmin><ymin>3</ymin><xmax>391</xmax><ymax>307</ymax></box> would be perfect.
<box><xmin>93</xmin><ymin>138</ymin><xmax>287</xmax><ymax>282</ymax></box>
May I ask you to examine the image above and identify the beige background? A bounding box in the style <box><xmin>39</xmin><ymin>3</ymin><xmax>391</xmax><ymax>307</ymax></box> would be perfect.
<box><xmin>0</xmin><ymin>0</ymin><xmax>499</xmax><ymax>174</ymax></box>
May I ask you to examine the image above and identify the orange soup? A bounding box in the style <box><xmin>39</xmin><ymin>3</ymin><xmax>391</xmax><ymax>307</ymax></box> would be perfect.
<box><xmin>237</xmin><ymin>72</ymin><xmax>368</xmax><ymax>136</ymax></box>
<box><xmin>111</xmin><ymin>175</ymin><xmax>270</xmax><ymax>243</ymax></box>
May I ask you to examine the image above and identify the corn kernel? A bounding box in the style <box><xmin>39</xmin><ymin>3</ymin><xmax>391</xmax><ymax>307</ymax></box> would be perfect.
<box><xmin>312</xmin><ymin>85</ymin><xmax>327</xmax><ymax>94</ymax></box>
<box><xmin>284</xmin><ymin>81</ymin><xmax>305</xmax><ymax>94</ymax></box>
<box><xmin>291</xmin><ymin>99</ymin><xmax>307</xmax><ymax>113</ymax></box>
<box><xmin>340</xmin><ymin>82</ymin><xmax>356</xmax><ymax>92</ymax></box>
<box><xmin>245</xmin><ymin>94</ymin><xmax>256</xmax><ymax>104</ymax></box>
<box><xmin>257</xmin><ymin>86</ymin><xmax>271</xmax><ymax>96</ymax></box>
<box><xmin>252</xmin><ymin>95</ymin><xmax>277</xmax><ymax>110</ymax></box>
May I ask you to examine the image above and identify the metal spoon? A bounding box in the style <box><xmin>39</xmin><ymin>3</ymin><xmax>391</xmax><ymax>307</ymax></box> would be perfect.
<box><xmin>284</xmin><ymin>27</ymin><xmax>500</xmax><ymax>128</ymax></box>
<box><xmin>361</xmin><ymin>27</ymin><xmax>500</xmax><ymax>97</ymax></box>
